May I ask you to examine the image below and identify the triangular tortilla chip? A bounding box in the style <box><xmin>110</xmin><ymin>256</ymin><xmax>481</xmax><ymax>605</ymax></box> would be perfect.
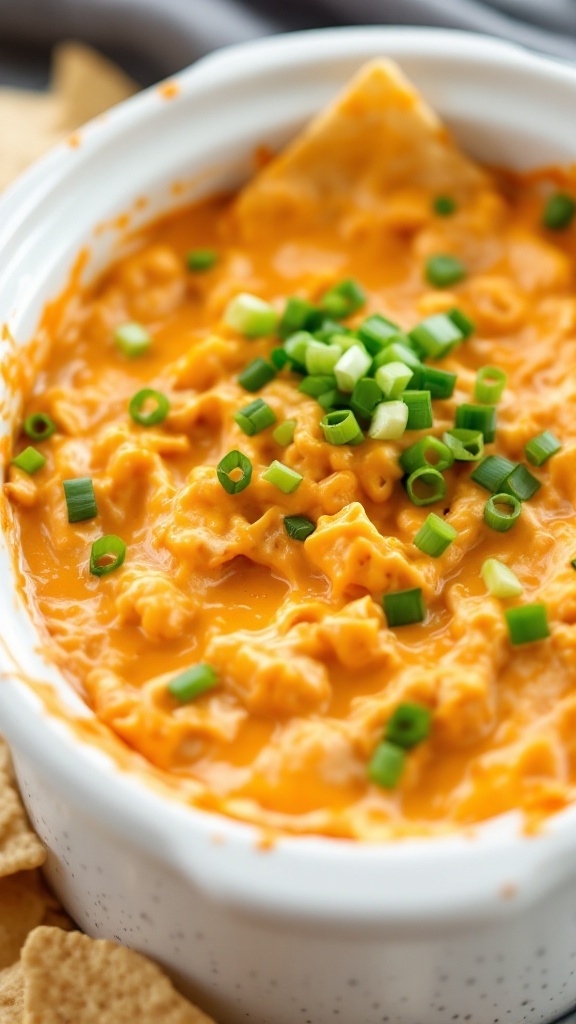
<box><xmin>0</xmin><ymin>740</ymin><xmax>45</xmax><ymax>878</ymax></box>
<box><xmin>234</xmin><ymin>59</ymin><xmax>487</xmax><ymax>234</ymax></box>
<box><xmin>0</xmin><ymin>872</ymin><xmax>54</xmax><ymax>972</ymax></box>
<box><xmin>0</xmin><ymin>962</ymin><xmax>24</xmax><ymax>1023</ymax></box>
<box><xmin>21</xmin><ymin>927</ymin><xmax>216</xmax><ymax>1024</ymax></box>
<box><xmin>51</xmin><ymin>42</ymin><xmax>137</xmax><ymax>128</ymax></box>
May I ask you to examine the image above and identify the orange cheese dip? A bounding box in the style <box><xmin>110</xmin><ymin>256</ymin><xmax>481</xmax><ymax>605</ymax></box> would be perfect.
<box><xmin>6</xmin><ymin>63</ymin><xmax>576</xmax><ymax>840</ymax></box>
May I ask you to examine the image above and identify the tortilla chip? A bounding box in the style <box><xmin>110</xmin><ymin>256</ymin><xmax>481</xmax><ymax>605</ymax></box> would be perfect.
<box><xmin>51</xmin><ymin>42</ymin><xmax>137</xmax><ymax>128</ymax></box>
<box><xmin>0</xmin><ymin>963</ymin><xmax>24</xmax><ymax>1023</ymax></box>
<box><xmin>0</xmin><ymin>741</ymin><xmax>45</xmax><ymax>877</ymax></box>
<box><xmin>0</xmin><ymin>92</ymin><xmax>62</xmax><ymax>191</ymax></box>
<box><xmin>234</xmin><ymin>58</ymin><xmax>487</xmax><ymax>234</ymax></box>
<box><xmin>21</xmin><ymin>927</ymin><xmax>217</xmax><ymax>1024</ymax></box>
<box><xmin>0</xmin><ymin>873</ymin><xmax>52</xmax><ymax>972</ymax></box>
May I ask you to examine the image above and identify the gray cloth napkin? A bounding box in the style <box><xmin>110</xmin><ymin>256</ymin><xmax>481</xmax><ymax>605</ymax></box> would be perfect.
<box><xmin>2</xmin><ymin>0</ymin><xmax>576</xmax><ymax>83</ymax></box>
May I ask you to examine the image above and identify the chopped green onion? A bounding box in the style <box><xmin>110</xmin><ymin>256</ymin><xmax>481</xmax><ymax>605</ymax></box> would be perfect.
<box><xmin>284</xmin><ymin>515</ymin><xmax>316</xmax><ymax>541</ymax></box>
<box><xmin>433</xmin><ymin>195</ymin><xmax>457</xmax><ymax>216</ymax></box>
<box><xmin>384</xmin><ymin>587</ymin><xmax>426</xmax><ymax>627</ymax></box>
<box><xmin>502</xmin><ymin>463</ymin><xmax>541</xmax><ymax>502</ymax></box>
<box><xmin>334</xmin><ymin>344</ymin><xmax>372</xmax><ymax>393</ymax></box>
<box><xmin>186</xmin><ymin>248</ymin><xmax>218</xmax><ymax>272</ymax></box>
<box><xmin>471</xmin><ymin>455</ymin><xmax>517</xmax><ymax>493</ymax></box>
<box><xmin>399</xmin><ymin>437</ymin><xmax>454</xmax><ymax>475</ymax></box>
<box><xmin>505</xmin><ymin>604</ymin><xmax>549</xmax><ymax>645</ymax></box>
<box><xmin>278</xmin><ymin>297</ymin><xmax>322</xmax><ymax>339</ymax></box>
<box><xmin>224</xmin><ymin>293</ymin><xmax>278</xmax><ymax>338</ymax></box>
<box><xmin>273</xmin><ymin>419</ymin><xmax>296</xmax><ymax>446</ymax></box>
<box><xmin>484</xmin><ymin>493</ymin><xmax>521</xmax><ymax>532</ymax></box>
<box><xmin>425</xmin><ymin>254</ymin><xmax>466</xmax><ymax>288</ymax></box>
<box><xmin>375</xmin><ymin>361</ymin><xmax>414</xmax><ymax>399</ymax></box>
<box><xmin>406</xmin><ymin>466</ymin><xmax>447</xmax><ymax>506</ymax></box>
<box><xmin>114</xmin><ymin>322</ymin><xmax>152</xmax><ymax>357</ymax></box>
<box><xmin>216</xmin><ymin>450</ymin><xmax>252</xmax><ymax>494</ymax></box>
<box><xmin>320</xmin><ymin>279</ymin><xmax>366</xmax><ymax>319</ymax></box>
<box><xmin>284</xmin><ymin>330</ymin><xmax>313</xmax><ymax>369</ymax></box>
<box><xmin>368</xmin><ymin>401</ymin><xmax>408</xmax><ymax>441</ymax></box>
<box><xmin>63</xmin><ymin>477</ymin><xmax>97</xmax><ymax>523</ymax></box>
<box><xmin>168</xmin><ymin>664</ymin><xmax>218</xmax><ymax>703</ymax></box>
<box><xmin>234</xmin><ymin>398</ymin><xmax>276</xmax><ymax>436</ymax></box>
<box><xmin>373</xmin><ymin>340</ymin><xmax>421</xmax><ymax>371</ymax></box>
<box><xmin>12</xmin><ymin>446</ymin><xmax>45</xmax><ymax>474</ymax></box>
<box><xmin>262</xmin><ymin>460</ymin><xmax>303</xmax><ymax>494</ymax></box>
<box><xmin>128</xmin><ymin>389</ymin><xmax>170</xmax><ymax>426</ymax></box>
<box><xmin>314</xmin><ymin>318</ymin><xmax>353</xmax><ymax>343</ymax></box>
<box><xmin>407</xmin><ymin>364</ymin><xmax>456</xmax><ymax>399</ymax></box>
<box><xmin>442</xmin><ymin>428</ymin><xmax>484</xmax><ymax>462</ymax></box>
<box><xmin>23</xmin><ymin>412</ymin><xmax>56</xmax><ymax>442</ymax></box>
<box><xmin>305</xmin><ymin>341</ymin><xmax>341</xmax><ymax>376</ymax></box>
<box><xmin>481</xmin><ymin>558</ymin><xmax>523</xmax><ymax>598</ymax></box>
<box><xmin>351</xmin><ymin>378</ymin><xmax>383</xmax><ymax>421</ymax></box>
<box><xmin>455</xmin><ymin>403</ymin><xmax>497</xmax><ymax>443</ymax></box>
<box><xmin>401</xmin><ymin>390</ymin><xmax>433</xmax><ymax>430</ymax></box>
<box><xmin>386</xmin><ymin>702</ymin><xmax>432</xmax><ymax>748</ymax></box>
<box><xmin>317</xmin><ymin>389</ymin><xmax>344</xmax><ymax>412</ymax></box>
<box><xmin>321</xmin><ymin>409</ymin><xmax>362</xmax><ymax>445</ymax></box>
<box><xmin>413</xmin><ymin>512</ymin><xmax>457</xmax><ymax>558</ymax></box>
<box><xmin>330</xmin><ymin>332</ymin><xmax>361</xmax><ymax>354</ymax></box>
<box><xmin>358</xmin><ymin>314</ymin><xmax>401</xmax><ymax>354</ymax></box>
<box><xmin>298</xmin><ymin>375</ymin><xmax>337</xmax><ymax>398</ymax></box>
<box><xmin>271</xmin><ymin>347</ymin><xmax>290</xmax><ymax>371</ymax></box>
<box><xmin>368</xmin><ymin>740</ymin><xmax>406</xmax><ymax>789</ymax></box>
<box><xmin>409</xmin><ymin>313</ymin><xmax>463</xmax><ymax>360</ymax></box>
<box><xmin>238</xmin><ymin>357</ymin><xmax>277</xmax><ymax>392</ymax></box>
<box><xmin>447</xmin><ymin>307</ymin><xmax>475</xmax><ymax>338</ymax></box>
<box><xmin>543</xmin><ymin>193</ymin><xmax>576</xmax><ymax>231</ymax></box>
<box><xmin>90</xmin><ymin>535</ymin><xmax>127</xmax><ymax>577</ymax></box>
<box><xmin>474</xmin><ymin>366</ymin><xmax>507</xmax><ymax>404</ymax></box>
<box><xmin>525</xmin><ymin>430</ymin><xmax>561</xmax><ymax>467</ymax></box>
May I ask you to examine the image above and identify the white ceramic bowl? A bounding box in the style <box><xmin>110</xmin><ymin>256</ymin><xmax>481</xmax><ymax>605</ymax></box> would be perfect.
<box><xmin>2</xmin><ymin>27</ymin><xmax>576</xmax><ymax>1024</ymax></box>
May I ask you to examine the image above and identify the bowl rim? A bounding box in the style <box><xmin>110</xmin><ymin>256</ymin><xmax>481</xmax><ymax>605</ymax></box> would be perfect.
<box><xmin>2</xmin><ymin>24</ymin><xmax>576</xmax><ymax>924</ymax></box>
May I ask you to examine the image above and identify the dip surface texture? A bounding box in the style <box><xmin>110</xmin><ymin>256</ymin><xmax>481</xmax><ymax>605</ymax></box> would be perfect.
<box><xmin>7</xmin><ymin>62</ymin><xmax>576</xmax><ymax>840</ymax></box>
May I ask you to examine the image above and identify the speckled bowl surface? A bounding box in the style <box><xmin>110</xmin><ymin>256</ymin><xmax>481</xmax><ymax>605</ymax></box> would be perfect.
<box><xmin>2</xmin><ymin>27</ymin><xmax>576</xmax><ymax>1024</ymax></box>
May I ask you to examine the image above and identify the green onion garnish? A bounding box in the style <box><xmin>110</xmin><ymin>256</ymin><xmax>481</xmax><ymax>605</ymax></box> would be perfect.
<box><xmin>383</xmin><ymin>587</ymin><xmax>426</xmax><ymax>627</ymax></box>
<box><xmin>224</xmin><ymin>292</ymin><xmax>278</xmax><ymax>338</ymax></box>
<box><xmin>407</xmin><ymin>364</ymin><xmax>456</xmax><ymax>399</ymax></box>
<box><xmin>314</xmin><ymin>318</ymin><xmax>353</xmax><ymax>343</ymax></box>
<box><xmin>305</xmin><ymin>341</ymin><xmax>341</xmax><ymax>376</ymax></box>
<box><xmin>409</xmin><ymin>313</ymin><xmax>463</xmax><ymax>360</ymax></box>
<box><xmin>12</xmin><ymin>446</ymin><xmax>46</xmax><ymax>474</ymax></box>
<box><xmin>186</xmin><ymin>248</ymin><xmax>218</xmax><ymax>272</ymax></box>
<box><xmin>373</xmin><ymin>340</ymin><xmax>421</xmax><ymax>371</ymax></box>
<box><xmin>114</xmin><ymin>322</ymin><xmax>152</xmax><ymax>357</ymax></box>
<box><xmin>234</xmin><ymin>398</ymin><xmax>276</xmax><ymax>436</ymax></box>
<box><xmin>63</xmin><ymin>477</ymin><xmax>98</xmax><ymax>523</ymax></box>
<box><xmin>481</xmin><ymin>558</ymin><xmax>523</xmax><ymax>598</ymax></box>
<box><xmin>23</xmin><ymin>412</ymin><xmax>56</xmax><ymax>442</ymax></box>
<box><xmin>401</xmin><ymin>390</ymin><xmax>433</xmax><ymax>431</ymax></box>
<box><xmin>284</xmin><ymin>331</ymin><xmax>313</xmax><ymax>369</ymax></box>
<box><xmin>299</xmin><ymin>375</ymin><xmax>337</xmax><ymax>398</ymax></box>
<box><xmin>442</xmin><ymin>428</ymin><xmax>484</xmax><ymax>462</ymax></box>
<box><xmin>543</xmin><ymin>193</ymin><xmax>576</xmax><ymax>231</ymax></box>
<box><xmin>484</xmin><ymin>493</ymin><xmax>521</xmax><ymax>532</ymax></box>
<box><xmin>386</xmin><ymin>702</ymin><xmax>432</xmax><ymax>747</ymax></box>
<box><xmin>368</xmin><ymin>401</ymin><xmax>408</xmax><ymax>441</ymax></box>
<box><xmin>317</xmin><ymin>389</ymin><xmax>345</xmax><ymax>412</ymax></box>
<box><xmin>168</xmin><ymin>664</ymin><xmax>218</xmax><ymax>703</ymax></box>
<box><xmin>320</xmin><ymin>279</ymin><xmax>366</xmax><ymax>319</ymax></box>
<box><xmin>216</xmin><ymin>450</ymin><xmax>252</xmax><ymax>494</ymax></box>
<box><xmin>406</xmin><ymin>466</ymin><xmax>447</xmax><ymax>506</ymax></box>
<box><xmin>262</xmin><ymin>460</ymin><xmax>303</xmax><ymax>494</ymax></box>
<box><xmin>90</xmin><ymin>535</ymin><xmax>127</xmax><ymax>577</ymax></box>
<box><xmin>351</xmin><ymin>378</ymin><xmax>383</xmax><ymax>421</ymax></box>
<box><xmin>375</xmin><ymin>361</ymin><xmax>414</xmax><ymax>399</ymax></box>
<box><xmin>525</xmin><ymin>430</ymin><xmax>561</xmax><ymax>467</ymax></box>
<box><xmin>273</xmin><ymin>419</ymin><xmax>296</xmax><ymax>446</ymax></box>
<box><xmin>334</xmin><ymin>344</ymin><xmax>372</xmax><ymax>393</ymax></box>
<box><xmin>330</xmin><ymin>332</ymin><xmax>360</xmax><ymax>354</ymax></box>
<box><xmin>321</xmin><ymin>409</ymin><xmax>362</xmax><ymax>446</ymax></box>
<box><xmin>447</xmin><ymin>307</ymin><xmax>475</xmax><ymax>338</ymax></box>
<box><xmin>278</xmin><ymin>297</ymin><xmax>323</xmax><ymax>340</ymax></box>
<box><xmin>455</xmin><ymin>403</ymin><xmax>497</xmax><ymax>442</ymax></box>
<box><xmin>474</xmin><ymin>366</ymin><xmax>507</xmax><ymax>404</ymax></box>
<box><xmin>413</xmin><ymin>512</ymin><xmax>457</xmax><ymax>558</ymax></box>
<box><xmin>238</xmin><ymin>357</ymin><xmax>277</xmax><ymax>393</ymax></box>
<box><xmin>128</xmin><ymin>388</ymin><xmax>170</xmax><ymax>426</ymax></box>
<box><xmin>283</xmin><ymin>515</ymin><xmax>316</xmax><ymax>541</ymax></box>
<box><xmin>368</xmin><ymin>740</ymin><xmax>406</xmax><ymax>789</ymax></box>
<box><xmin>271</xmin><ymin>347</ymin><xmax>290</xmax><ymax>370</ymax></box>
<box><xmin>399</xmin><ymin>437</ymin><xmax>454</xmax><ymax>475</ymax></box>
<box><xmin>357</xmin><ymin>313</ymin><xmax>401</xmax><ymax>354</ymax></box>
<box><xmin>505</xmin><ymin>604</ymin><xmax>550</xmax><ymax>645</ymax></box>
<box><xmin>502</xmin><ymin>464</ymin><xmax>541</xmax><ymax>502</ymax></box>
<box><xmin>425</xmin><ymin>254</ymin><xmax>466</xmax><ymax>289</ymax></box>
<box><xmin>433</xmin><ymin>195</ymin><xmax>457</xmax><ymax>217</ymax></box>
<box><xmin>471</xmin><ymin>455</ymin><xmax>517</xmax><ymax>493</ymax></box>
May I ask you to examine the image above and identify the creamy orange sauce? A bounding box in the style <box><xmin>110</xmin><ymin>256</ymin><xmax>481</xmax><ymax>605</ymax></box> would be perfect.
<box><xmin>7</xmin><ymin>154</ymin><xmax>576</xmax><ymax>840</ymax></box>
